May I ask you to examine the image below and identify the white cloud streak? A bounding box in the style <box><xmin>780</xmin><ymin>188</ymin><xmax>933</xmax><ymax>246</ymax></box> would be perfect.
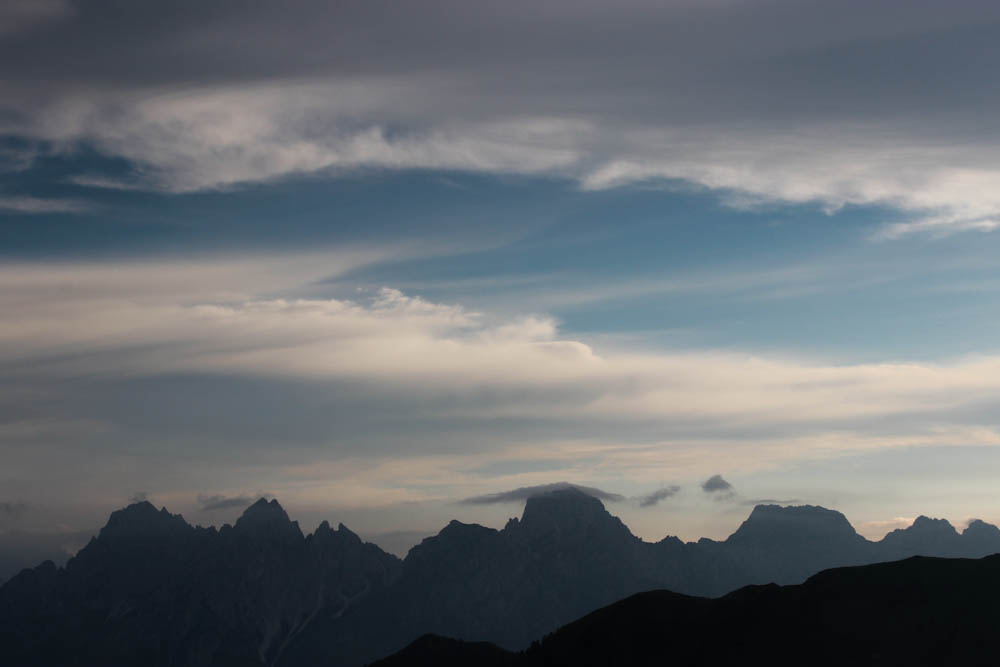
<box><xmin>28</xmin><ymin>84</ymin><xmax>583</xmax><ymax>192</ymax></box>
<box><xmin>3</xmin><ymin>2</ymin><xmax>1000</xmax><ymax>235</ymax></box>
<box><xmin>0</xmin><ymin>195</ymin><xmax>89</xmax><ymax>214</ymax></box>
<box><xmin>5</xmin><ymin>254</ymin><xmax>1000</xmax><ymax>438</ymax></box>
<box><xmin>14</xmin><ymin>81</ymin><xmax>1000</xmax><ymax>236</ymax></box>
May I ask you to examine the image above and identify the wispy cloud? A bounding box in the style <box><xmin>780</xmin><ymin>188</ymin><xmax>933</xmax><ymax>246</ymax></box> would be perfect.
<box><xmin>3</xmin><ymin>2</ymin><xmax>1000</xmax><ymax>235</ymax></box>
<box><xmin>0</xmin><ymin>196</ymin><xmax>89</xmax><ymax>214</ymax></box>
<box><xmin>197</xmin><ymin>493</ymin><xmax>258</xmax><ymax>512</ymax></box>
<box><xmin>636</xmin><ymin>486</ymin><xmax>681</xmax><ymax>508</ymax></box>
<box><xmin>702</xmin><ymin>475</ymin><xmax>736</xmax><ymax>501</ymax></box>
<box><xmin>740</xmin><ymin>498</ymin><xmax>799</xmax><ymax>507</ymax></box>
<box><xmin>460</xmin><ymin>482</ymin><xmax>624</xmax><ymax>505</ymax></box>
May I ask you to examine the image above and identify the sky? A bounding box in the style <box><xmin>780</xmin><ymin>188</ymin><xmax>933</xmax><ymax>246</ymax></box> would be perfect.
<box><xmin>3</xmin><ymin>0</ymin><xmax>1000</xmax><ymax>570</ymax></box>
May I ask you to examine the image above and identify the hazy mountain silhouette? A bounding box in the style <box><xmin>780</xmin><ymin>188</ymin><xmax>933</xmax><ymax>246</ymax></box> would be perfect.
<box><xmin>2</xmin><ymin>489</ymin><xmax>999</xmax><ymax>666</ymax></box>
<box><xmin>375</xmin><ymin>554</ymin><xmax>1000</xmax><ymax>667</ymax></box>
<box><xmin>0</xmin><ymin>499</ymin><xmax>401</xmax><ymax>666</ymax></box>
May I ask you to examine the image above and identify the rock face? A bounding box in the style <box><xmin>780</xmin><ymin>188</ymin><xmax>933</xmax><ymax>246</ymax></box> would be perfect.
<box><xmin>2</xmin><ymin>492</ymin><xmax>999</xmax><ymax>666</ymax></box>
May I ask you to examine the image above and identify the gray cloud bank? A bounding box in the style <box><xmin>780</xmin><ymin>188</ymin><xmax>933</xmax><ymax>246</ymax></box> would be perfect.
<box><xmin>461</xmin><ymin>482</ymin><xmax>625</xmax><ymax>505</ymax></box>
<box><xmin>2</xmin><ymin>1</ymin><xmax>1000</xmax><ymax>234</ymax></box>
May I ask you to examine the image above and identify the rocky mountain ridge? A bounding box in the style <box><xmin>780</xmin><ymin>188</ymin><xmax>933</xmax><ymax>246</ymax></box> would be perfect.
<box><xmin>2</xmin><ymin>490</ymin><xmax>998</xmax><ymax>666</ymax></box>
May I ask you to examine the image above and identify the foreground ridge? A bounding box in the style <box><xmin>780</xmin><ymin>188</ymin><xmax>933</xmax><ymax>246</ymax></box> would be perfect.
<box><xmin>375</xmin><ymin>554</ymin><xmax>1000</xmax><ymax>667</ymax></box>
<box><xmin>2</xmin><ymin>491</ymin><xmax>998</xmax><ymax>666</ymax></box>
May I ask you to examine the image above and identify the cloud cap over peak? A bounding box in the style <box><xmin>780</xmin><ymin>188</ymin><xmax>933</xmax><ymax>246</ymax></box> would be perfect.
<box><xmin>460</xmin><ymin>482</ymin><xmax>624</xmax><ymax>505</ymax></box>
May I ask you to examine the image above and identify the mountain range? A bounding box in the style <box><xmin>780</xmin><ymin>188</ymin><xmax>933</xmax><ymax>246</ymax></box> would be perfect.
<box><xmin>2</xmin><ymin>488</ymin><xmax>998</xmax><ymax>666</ymax></box>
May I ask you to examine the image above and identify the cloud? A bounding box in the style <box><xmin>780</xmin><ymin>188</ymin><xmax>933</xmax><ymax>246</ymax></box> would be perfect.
<box><xmin>3</xmin><ymin>2</ymin><xmax>1000</xmax><ymax>234</ymax></box>
<box><xmin>6</xmin><ymin>253</ymin><xmax>1000</xmax><ymax>527</ymax></box>
<box><xmin>636</xmin><ymin>486</ymin><xmax>681</xmax><ymax>508</ymax></box>
<box><xmin>0</xmin><ymin>196</ymin><xmax>89</xmax><ymax>213</ymax></box>
<box><xmin>702</xmin><ymin>475</ymin><xmax>734</xmax><ymax>494</ymax></box>
<box><xmin>197</xmin><ymin>493</ymin><xmax>259</xmax><ymax>512</ymax></box>
<box><xmin>740</xmin><ymin>498</ymin><xmax>799</xmax><ymax>507</ymax></box>
<box><xmin>128</xmin><ymin>492</ymin><xmax>148</xmax><ymax>504</ymax></box>
<box><xmin>0</xmin><ymin>0</ymin><xmax>72</xmax><ymax>36</ymax></box>
<box><xmin>460</xmin><ymin>482</ymin><xmax>625</xmax><ymax>505</ymax></box>
<box><xmin>8</xmin><ymin>253</ymin><xmax>1000</xmax><ymax>442</ymax></box>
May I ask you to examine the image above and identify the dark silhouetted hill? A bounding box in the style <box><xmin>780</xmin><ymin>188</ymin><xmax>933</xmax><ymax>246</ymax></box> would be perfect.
<box><xmin>374</xmin><ymin>554</ymin><xmax>1000</xmax><ymax>667</ymax></box>
<box><xmin>2</xmin><ymin>491</ymin><xmax>999</xmax><ymax>666</ymax></box>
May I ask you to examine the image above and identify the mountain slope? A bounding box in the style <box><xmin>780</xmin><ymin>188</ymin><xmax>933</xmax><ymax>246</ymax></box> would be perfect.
<box><xmin>375</xmin><ymin>554</ymin><xmax>1000</xmax><ymax>667</ymax></box>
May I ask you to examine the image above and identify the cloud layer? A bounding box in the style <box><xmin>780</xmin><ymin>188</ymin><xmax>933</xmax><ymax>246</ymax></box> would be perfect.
<box><xmin>3</xmin><ymin>1</ymin><xmax>1000</xmax><ymax>235</ymax></box>
<box><xmin>3</xmin><ymin>251</ymin><xmax>1000</xmax><ymax>523</ymax></box>
<box><xmin>7</xmin><ymin>254</ymin><xmax>1000</xmax><ymax>442</ymax></box>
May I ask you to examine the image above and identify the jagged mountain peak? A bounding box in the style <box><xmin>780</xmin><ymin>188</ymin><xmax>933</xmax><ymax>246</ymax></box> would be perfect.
<box><xmin>910</xmin><ymin>515</ymin><xmax>958</xmax><ymax>533</ymax></box>
<box><xmin>437</xmin><ymin>519</ymin><xmax>496</xmax><ymax>539</ymax></box>
<box><xmin>241</xmin><ymin>497</ymin><xmax>284</xmax><ymax>516</ymax></box>
<box><xmin>309</xmin><ymin>520</ymin><xmax>365</xmax><ymax>547</ymax></box>
<box><xmin>97</xmin><ymin>501</ymin><xmax>191</xmax><ymax>543</ymax></box>
<box><xmin>408</xmin><ymin>520</ymin><xmax>498</xmax><ymax>554</ymax></box>
<box><xmin>233</xmin><ymin>497</ymin><xmax>303</xmax><ymax>541</ymax></box>
<box><xmin>882</xmin><ymin>515</ymin><xmax>959</xmax><ymax>543</ymax></box>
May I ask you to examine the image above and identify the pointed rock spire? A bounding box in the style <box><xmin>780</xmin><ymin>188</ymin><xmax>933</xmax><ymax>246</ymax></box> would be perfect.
<box><xmin>233</xmin><ymin>498</ymin><xmax>302</xmax><ymax>541</ymax></box>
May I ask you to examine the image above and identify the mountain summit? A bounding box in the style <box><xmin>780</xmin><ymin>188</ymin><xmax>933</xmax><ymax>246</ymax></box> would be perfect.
<box><xmin>727</xmin><ymin>504</ymin><xmax>864</xmax><ymax>547</ymax></box>
<box><xmin>517</xmin><ymin>487</ymin><xmax>632</xmax><ymax>541</ymax></box>
<box><xmin>233</xmin><ymin>497</ymin><xmax>304</xmax><ymax>542</ymax></box>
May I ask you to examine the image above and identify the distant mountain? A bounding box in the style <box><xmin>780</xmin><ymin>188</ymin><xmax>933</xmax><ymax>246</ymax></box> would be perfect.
<box><xmin>0</xmin><ymin>499</ymin><xmax>401</xmax><ymax>666</ymax></box>
<box><xmin>375</xmin><ymin>554</ymin><xmax>1000</xmax><ymax>667</ymax></box>
<box><xmin>1</xmin><ymin>490</ymin><xmax>998</xmax><ymax>666</ymax></box>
